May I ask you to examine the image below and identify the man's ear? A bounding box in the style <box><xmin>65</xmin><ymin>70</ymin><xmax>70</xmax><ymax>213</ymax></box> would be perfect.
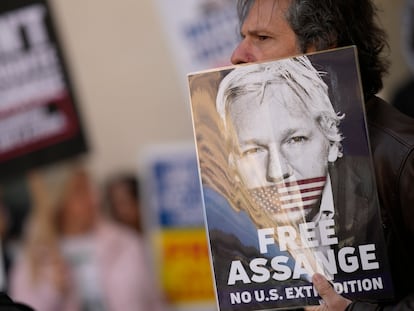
<box><xmin>328</xmin><ymin>144</ymin><xmax>339</xmax><ymax>163</ymax></box>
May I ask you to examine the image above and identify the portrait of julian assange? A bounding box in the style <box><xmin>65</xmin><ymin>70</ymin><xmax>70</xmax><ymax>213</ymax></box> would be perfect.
<box><xmin>189</xmin><ymin>47</ymin><xmax>393</xmax><ymax>309</ymax></box>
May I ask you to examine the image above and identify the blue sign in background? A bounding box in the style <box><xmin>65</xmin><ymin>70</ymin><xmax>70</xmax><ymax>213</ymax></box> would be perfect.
<box><xmin>144</xmin><ymin>146</ymin><xmax>205</xmax><ymax>228</ymax></box>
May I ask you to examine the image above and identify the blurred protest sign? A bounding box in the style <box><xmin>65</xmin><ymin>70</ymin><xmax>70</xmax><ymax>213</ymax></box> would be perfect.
<box><xmin>153</xmin><ymin>0</ymin><xmax>239</xmax><ymax>95</ymax></box>
<box><xmin>139</xmin><ymin>142</ymin><xmax>216</xmax><ymax>311</ymax></box>
<box><xmin>0</xmin><ymin>0</ymin><xmax>88</xmax><ymax>179</ymax></box>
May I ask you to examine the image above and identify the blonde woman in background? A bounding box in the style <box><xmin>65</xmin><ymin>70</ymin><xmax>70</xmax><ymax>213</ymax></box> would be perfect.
<box><xmin>9</xmin><ymin>167</ymin><xmax>167</xmax><ymax>311</ymax></box>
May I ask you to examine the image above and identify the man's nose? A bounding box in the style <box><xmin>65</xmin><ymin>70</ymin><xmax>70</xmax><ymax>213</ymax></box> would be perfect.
<box><xmin>266</xmin><ymin>146</ymin><xmax>292</xmax><ymax>182</ymax></box>
<box><xmin>231</xmin><ymin>39</ymin><xmax>255</xmax><ymax>64</ymax></box>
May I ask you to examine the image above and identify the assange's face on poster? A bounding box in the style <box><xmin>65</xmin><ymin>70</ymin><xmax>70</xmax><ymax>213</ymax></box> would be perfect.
<box><xmin>228</xmin><ymin>83</ymin><xmax>334</xmax><ymax>225</ymax></box>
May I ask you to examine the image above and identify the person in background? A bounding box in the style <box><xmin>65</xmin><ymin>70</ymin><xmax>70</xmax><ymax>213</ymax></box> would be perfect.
<box><xmin>104</xmin><ymin>173</ymin><xmax>142</xmax><ymax>234</ymax></box>
<box><xmin>8</xmin><ymin>167</ymin><xmax>166</xmax><ymax>311</ymax></box>
<box><xmin>230</xmin><ymin>0</ymin><xmax>414</xmax><ymax>310</ymax></box>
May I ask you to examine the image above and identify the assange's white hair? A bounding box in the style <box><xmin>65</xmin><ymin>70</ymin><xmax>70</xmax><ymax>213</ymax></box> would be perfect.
<box><xmin>216</xmin><ymin>56</ymin><xmax>344</xmax><ymax>155</ymax></box>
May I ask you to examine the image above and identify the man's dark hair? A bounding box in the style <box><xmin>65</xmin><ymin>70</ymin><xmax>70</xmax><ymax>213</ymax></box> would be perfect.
<box><xmin>236</xmin><ymin>0</ymin><xmax>389</xmax><ymax>99</ymax></box>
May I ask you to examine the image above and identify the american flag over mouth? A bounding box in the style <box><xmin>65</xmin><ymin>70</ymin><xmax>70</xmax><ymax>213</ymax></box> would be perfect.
<box><xmin>248</xmin><ymin>176</ymin><xmax>327</xmax><ymax>213</ymax></box>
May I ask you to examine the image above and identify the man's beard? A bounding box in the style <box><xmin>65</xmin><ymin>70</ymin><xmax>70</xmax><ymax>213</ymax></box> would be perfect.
<box><xmin>248</xmin><ymin>176</ymin><xmax>327</xmax><ymax>220</ymax></box>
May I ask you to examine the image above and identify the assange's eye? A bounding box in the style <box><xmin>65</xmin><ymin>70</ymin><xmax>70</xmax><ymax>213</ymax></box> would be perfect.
<box><xmin>287</xmin><ymin>136</ymin><xmax>308</xmax><ymax>144</ymax></box>
<box><xmin>241</xmin><ymin>147</ymin><xmax>264</xmax><ymax>157</ymax></box>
